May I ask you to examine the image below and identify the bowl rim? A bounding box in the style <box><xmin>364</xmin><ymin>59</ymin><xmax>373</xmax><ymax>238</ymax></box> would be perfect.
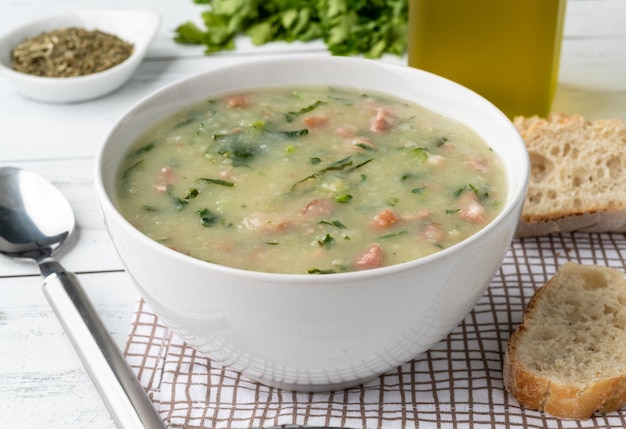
<box><xmin>95</xmin><ymin>55</ymin><xmax>530</xmax><ymax>283</ymax></box>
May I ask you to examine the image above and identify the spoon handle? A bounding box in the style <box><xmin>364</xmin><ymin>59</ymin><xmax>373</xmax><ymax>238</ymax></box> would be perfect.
<box><xmin>41</xmin><ymin>261</ymin><xmax>167</xmax><ymax>429</ymax></box>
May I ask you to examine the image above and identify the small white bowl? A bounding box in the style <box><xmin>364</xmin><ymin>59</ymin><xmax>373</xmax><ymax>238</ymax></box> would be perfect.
<box><xmin>0</xmin><ymin>10</ymin><xmax>160</xmax><ymax>103</ymax></box>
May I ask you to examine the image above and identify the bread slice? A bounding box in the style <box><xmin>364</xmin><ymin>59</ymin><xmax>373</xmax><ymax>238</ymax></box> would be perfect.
<box><xmin>503</xmin><ymin>261</ymin><xmax>626</xmax><ymax>419</ymax></box>
<box><xmin>513</xmin><ymin>113</ymin><xmax>626</xmax><ymax>237</ymax></box>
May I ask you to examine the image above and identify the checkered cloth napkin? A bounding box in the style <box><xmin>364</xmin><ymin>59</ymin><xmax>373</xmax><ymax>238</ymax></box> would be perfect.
<box><xmin>124</xmin><ymin>233</ymin><xmax>626</xmax><ymax>428</ymax></box>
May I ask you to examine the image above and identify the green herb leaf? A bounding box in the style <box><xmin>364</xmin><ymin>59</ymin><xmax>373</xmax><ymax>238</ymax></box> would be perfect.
<box><xmin>307</xmin><ymin>268</ymin><xmax>337</xmax><ymax>274</ymax></box>
<box><xmin>197</xmin><ymin>178</ymin><xmax>235</xmax><ymax>187</ymax></box>
<box><xmin>212</xmin><ymin>131</ymin><xmax>259</xmax><ymax>166</ymax></box>
<box><xmin>172</xmin><ymin>188</ymin><xmax>200</xmax><ymax>210</ymax></box>
<box><xmin>401</xmin><ymin>172</ymin><xmax>420</xmax><ymax>181</ymax></box>
<box><xmin>349</xmin><ymin>158</ymin><xmax>373</xmax><ymax>171</ymax></box>
<box><xmin>184</xmin><ymin>188</ymin><xmax>199</xmax><ymax>201</ymax></box>
<box><xmin>285</xmin><ymin>100</ymin><xmax>325</xmax><ymax>122</ymax></box>
<box><xmin>120</xmin><ymin>159</ymin><xmax>144</xmax><ymax>184</ymax></box>
<box><xmin>174</xmin><ymin>0</ymin><xmax>407</xmax><ymax>59</ymax></box>
<box><xmin>378</xmin><ymin>229</ymin><xmax>408</xmax><ymax>239</ymax></box>
<box><xmin>291</xmin><ymin>156</ymin><xmax>353</xmax><ymax>190</ymax></box>
<box><xmin>354</xmin><ymin>142</ymin><xmax>375</xmax><ymax>151</ymax></box>
<box><xmin>276</xmin><ymin>128</ymin><xmax>309</xmax><ymax>138</ymax></box>
<box><xmin>318</xmin><ymin>219</ymin><xmax>347</xmax><ymax>229</ymax></box>
<box><xmin>411</xmin><ymin>147</ymin><xmax>428</xmax><ymax>162</ymax></box>
<box><xmin>325</xmin><ymin>156</ymin><xmax>354</xmax><ymax>171</ymax></box>
<box><xmin>335</xmin><ymin>193</ymin><xmax>352</xmax><ymax>203</ymax></box>
<box><xmin>317</xmin><ymin>233</ymin><xmax>335</xmax><ymax>249</ymax></box>
<box><xmin>197</xmin><ymin>208</ymin><xmax>220</xmax><ymax>227</ymax></box>
<box><xmin>454</xmin><ymin>183</ymin><xmax>490</xmax><ymax>200</ymax></box>
<box><xmin>129</xmin><ymin>141</ymin><xmax>156</xmax><ymax>158</ymax></box>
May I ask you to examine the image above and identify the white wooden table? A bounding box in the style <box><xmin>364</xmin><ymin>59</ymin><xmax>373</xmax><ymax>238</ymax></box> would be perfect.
<box><xmin>1</xmin><ymin>1</ymin><xmax>625</xmax><ymax>427</ymax></box>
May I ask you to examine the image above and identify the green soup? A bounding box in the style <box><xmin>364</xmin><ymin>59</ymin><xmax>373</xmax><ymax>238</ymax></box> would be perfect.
<box><xmin>116</xmin><ymin>86</ymin><xmax>506</xmax><ymax>274</ymax></box>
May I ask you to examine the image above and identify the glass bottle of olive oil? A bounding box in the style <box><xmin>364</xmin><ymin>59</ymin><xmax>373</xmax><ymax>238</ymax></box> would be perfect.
<box><xmin>408</xmin><ymin>0</ymin><xmax>566</xmax><ymax>119</ymax></box>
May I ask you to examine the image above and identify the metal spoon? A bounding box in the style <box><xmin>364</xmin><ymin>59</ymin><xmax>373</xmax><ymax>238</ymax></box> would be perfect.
<box><xmin>0</xmin><ymin>167</ymin><xmax>167</xmax><ymax>429</ymax></box>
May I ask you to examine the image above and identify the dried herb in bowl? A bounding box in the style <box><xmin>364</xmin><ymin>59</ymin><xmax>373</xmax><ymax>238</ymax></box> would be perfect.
<box><xmin>11</xmin><ymin>27</ymin><xmax>134</xmax><ymax>78</ymax></box>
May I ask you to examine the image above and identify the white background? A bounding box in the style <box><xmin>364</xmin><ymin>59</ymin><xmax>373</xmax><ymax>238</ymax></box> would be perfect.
<box><xmin>1</xmin><ymin>0</ymin><xmax>625</xmax><ymax>427</ymax></box>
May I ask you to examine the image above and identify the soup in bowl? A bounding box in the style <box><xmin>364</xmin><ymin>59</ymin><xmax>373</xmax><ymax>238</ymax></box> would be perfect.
<box><xmin>95</xmin><ymin>56</ymin><xmax>529</xmax><ymax>392</ymax></box>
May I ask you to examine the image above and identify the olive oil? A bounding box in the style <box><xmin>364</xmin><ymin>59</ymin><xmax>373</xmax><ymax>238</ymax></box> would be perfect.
<box><xmin>408</xmin><ymin>0</ymin><xmax>566</xmax><ymax>118</ymax></box>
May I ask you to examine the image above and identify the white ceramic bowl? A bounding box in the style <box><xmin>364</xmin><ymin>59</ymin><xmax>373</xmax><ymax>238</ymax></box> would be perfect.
<box><xmin>95</xmin><ymin>56</ymin><xmax>529</xmax><ymax>392</ymax></box>
<box><xmin>0</xmin><ymin>10</ymin><xmax>160</xmax><ymax>103</ymax></box>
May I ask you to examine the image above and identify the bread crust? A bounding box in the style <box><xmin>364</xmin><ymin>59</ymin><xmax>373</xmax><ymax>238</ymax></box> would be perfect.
<box><xmin>503</xmin><ymin>262</ymin><xmax>626</xmax><ymax>419</ymax></box>
<box><xmin>513</xmin><ymin>114</ymin><xmax>626</xmax><ymax>237</ymax></box>
<box><xmin>515</xmin><ymin>210</ymin><xmax>626</xmax><ymax>237</ymax></box>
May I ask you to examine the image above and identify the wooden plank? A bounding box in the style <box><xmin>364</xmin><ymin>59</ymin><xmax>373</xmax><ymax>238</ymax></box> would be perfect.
<box><xmin>0</xmin><ymin>272</ymin><xmax>137</xmax><ymax>429</ymax></box>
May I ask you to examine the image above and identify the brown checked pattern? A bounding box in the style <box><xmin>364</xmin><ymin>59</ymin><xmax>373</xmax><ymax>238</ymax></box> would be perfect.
<box><xmin>125</xmin><ymin>233</ymin><xmax>626</xmax><ymax>429</ymax></box>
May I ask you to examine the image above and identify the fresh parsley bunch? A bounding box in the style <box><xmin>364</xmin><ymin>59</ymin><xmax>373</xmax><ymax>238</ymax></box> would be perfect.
<box><xmin>175</xmin><ymin>0</ymin><xmax>407</xmax><ymax>58</ymax></box>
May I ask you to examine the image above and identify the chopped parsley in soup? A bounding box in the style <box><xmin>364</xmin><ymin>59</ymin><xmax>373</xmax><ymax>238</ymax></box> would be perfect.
<box><xmin>116</xmin><ymin>86</ymin><xmax>506</xmax><ymax>274</ymax></box>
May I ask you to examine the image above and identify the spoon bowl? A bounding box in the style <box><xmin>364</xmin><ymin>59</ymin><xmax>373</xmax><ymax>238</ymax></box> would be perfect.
<box><xmin>0</xmin><ymin>166</ymin><xmax>166</xmax><ymax>429</ymax></box>
<box><xmin>0</xmin><ymin>167</ymin><xmax>73</xmax><ymax>258</ymax></box>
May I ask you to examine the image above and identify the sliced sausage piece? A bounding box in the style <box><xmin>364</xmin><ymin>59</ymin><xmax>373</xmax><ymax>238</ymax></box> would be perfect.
<box><xmin>354</xmin><ymin>243</ymin><xmax>383</xmax><ymax>270</ymax></box>
<box><xmin>371</xmin><ymin>208</ymin><xmax>399</xmax><ymax>230</ymax></box>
